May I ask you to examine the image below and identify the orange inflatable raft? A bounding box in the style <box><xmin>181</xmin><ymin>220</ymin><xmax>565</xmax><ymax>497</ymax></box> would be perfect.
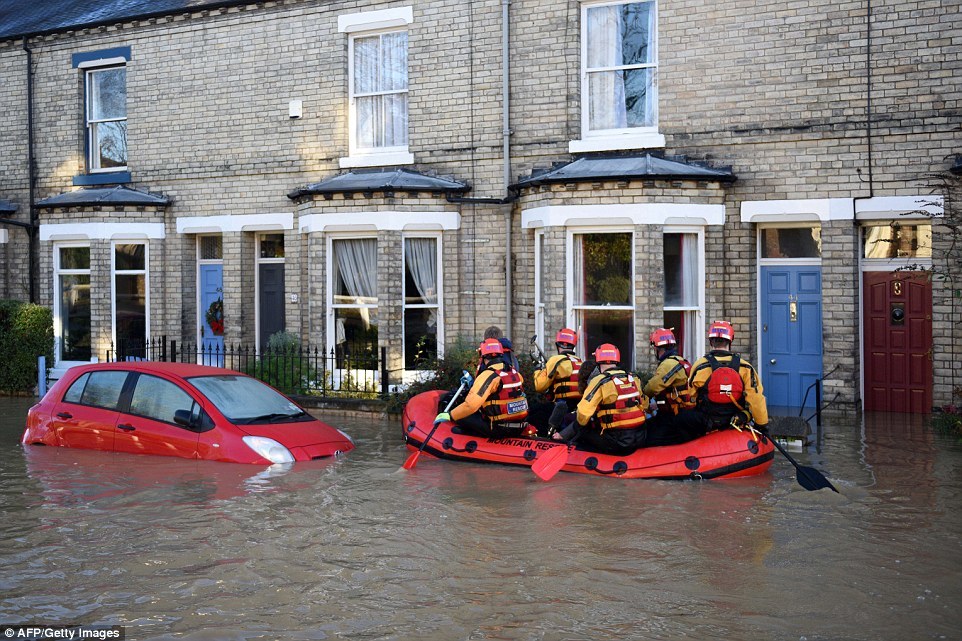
<box><xmin>402</xmin><ymin>390</ymin><xmax>775</xmax><ymax>480</ymax></box>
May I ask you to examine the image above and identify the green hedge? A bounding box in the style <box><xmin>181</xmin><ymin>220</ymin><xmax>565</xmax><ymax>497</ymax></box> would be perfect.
<box><xmin>0</xmin><ymin>300</ymin><xmax>54</xmax><ymax>393</ymax></box>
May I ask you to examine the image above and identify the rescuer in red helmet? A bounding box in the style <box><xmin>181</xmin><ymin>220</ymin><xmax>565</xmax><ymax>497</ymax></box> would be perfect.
<box><xmin>528</xmin><ymin>328</ymin><xmax>584</xmax><ymax>436</ymax></box>
<box><xmin>682</xmin><ymin>320</ymin><xmax>769</xmax><ymax>435</ymax></box>
<box><xmin>551</xmin><ymin>343</ymin><xmax>650</xmax><ymax>455</ymax></box>
<box><xmin>435</xmin><ymin>338</ymin><xmax>529</xmax><ymax>438</ymax></box>
<box><xmin>637</xmin><ymin>327</ymin><xmax>700</xmax><ymax>445</ymax></box>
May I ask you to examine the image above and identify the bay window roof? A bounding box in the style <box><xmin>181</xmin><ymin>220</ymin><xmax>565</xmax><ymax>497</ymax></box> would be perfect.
<box><xmin>289</xmin><ymin>168</ymin><xmax>469</xmax><ymax>200</ymax></box>
<box><xmin>515</xmin><ymin>153</ymin><xmax>736</xmax><ymax>188</ymax></box>
<box><xmin>37</xmin><ymin>185</ymin><xmax>170</xmax><ymax>208</ymax></box>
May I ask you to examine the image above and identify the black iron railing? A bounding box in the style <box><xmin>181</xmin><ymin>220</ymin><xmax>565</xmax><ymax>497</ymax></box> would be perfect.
<box><xmin>106</xmin><ymin>336</ymin><xmax>389</xmax><ymax>399</ymax></box>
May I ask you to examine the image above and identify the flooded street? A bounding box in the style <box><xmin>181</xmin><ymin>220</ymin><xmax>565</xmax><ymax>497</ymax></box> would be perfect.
<box><xmin>1</xmin><ymin>395</ymin><xmax>960</xmax><ymax>640</ymax></box>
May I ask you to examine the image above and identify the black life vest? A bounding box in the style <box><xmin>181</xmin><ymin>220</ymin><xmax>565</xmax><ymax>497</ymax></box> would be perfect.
<box><xmin>548</xmin><ymin>353</ymin><xmax>582</xmax><ymax>401</ymax></box>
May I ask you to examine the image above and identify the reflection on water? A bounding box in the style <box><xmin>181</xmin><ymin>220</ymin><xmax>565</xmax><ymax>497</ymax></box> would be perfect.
<box><xmin>1</xmin><ymin>397</ymin><xmax>960</xmax><ymax>640</ymax></box>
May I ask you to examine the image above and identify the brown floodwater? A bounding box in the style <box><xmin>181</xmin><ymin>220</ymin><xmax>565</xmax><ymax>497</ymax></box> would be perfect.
<box><xmin>0</xmin><ymin>396</ymin><xmax>959</xmax><ymax>640</ymax></box>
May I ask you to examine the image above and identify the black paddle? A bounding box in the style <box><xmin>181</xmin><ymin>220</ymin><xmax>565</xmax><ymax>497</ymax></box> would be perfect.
<box><xmin>402</xmin><ymin>377</ymin><xmax>469</xmax><ymax>471</ymax></box>
<box><xmin>767</xmin><ymin>434</ymin><xmax>839</xmax><ymax>492</ymax></box>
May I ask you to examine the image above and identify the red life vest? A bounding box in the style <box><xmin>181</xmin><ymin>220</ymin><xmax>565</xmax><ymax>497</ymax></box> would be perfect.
<box><xmin>704</xmin><ymin>354</ymin><xmax>744</xmax><ymax>404</ymax></box>
<box><xmin>549</xmin><ymin>353</ymin><xmax>582</xmax><ymax>401</ymax></box>
<box><xmin>481</xmin><ymin>364</ymin><xmax>529</xmax><ymax>422</ymax></box>
<box><xmin>592</xmin><ymin>369</ymin><xmax>646</xmax><ymax>431</ymax></box>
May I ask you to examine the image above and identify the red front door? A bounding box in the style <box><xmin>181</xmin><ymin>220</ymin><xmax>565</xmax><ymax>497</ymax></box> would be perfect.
<box><xmin>863</xmin><ymin>271</ymin><xmax>933</xmax><ymax>413</ymax></box>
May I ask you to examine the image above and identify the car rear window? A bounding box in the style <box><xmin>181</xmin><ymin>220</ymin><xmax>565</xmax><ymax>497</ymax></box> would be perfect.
<box><xmin>77</xmin><ymin>371</ymin><xmax>129</xmax><ymax>410</ymax></box>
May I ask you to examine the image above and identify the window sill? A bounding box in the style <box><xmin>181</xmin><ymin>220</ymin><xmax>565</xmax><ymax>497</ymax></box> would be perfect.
<box><xmin>568</xmin><ymin>132</ymin><xmax>666</xmax><ymax>154</ymax></box>
<box><xmin>73</xmin><ymin>171</ymin><xmax>132</xmax><ymax>186</ymax></box>
<box><xmin>339</xmin><ymin>151</ymin><xmax>414</xmax><ymax>169</ymax></box>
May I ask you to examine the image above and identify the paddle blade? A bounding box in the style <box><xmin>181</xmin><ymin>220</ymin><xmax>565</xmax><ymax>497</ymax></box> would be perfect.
<box><xmin>532</xmin><ymin>445</ymin><xmax>571</xmax><ymax>481</ymax></box>
<box><xmin>401</xmin><ymin>450</ymin><xmax>421</xmax><ymax>471</ymax></box>
<box><xmin>796</xmin><ymin>465</ymin><xmax>839</xmax><ymax>493</ymax></box>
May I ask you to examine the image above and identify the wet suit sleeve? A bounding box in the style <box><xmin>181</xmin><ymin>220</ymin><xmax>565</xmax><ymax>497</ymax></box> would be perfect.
<box><xmin>643</xmin><ymin>359</ymin><xmax>673</xmax><ymax>398</ymax></box>
<box><xmin>450</xmin><ymin>372</ymin><xmax>500</xmax><ymax>421</ymax></box>
<box><xmin>741</xmin><ymin>363</ymin><xmax>769</xmax><ymax>426</ymax></box>
<box><xmin>575</xmin><ymin>377</ymin><xmax>606</xmax><ymax>427</ymax></box>
<box><xmin>533</xmin><ymin>354</ymin><xmax>567</xmax><ymax>393</ymax></box>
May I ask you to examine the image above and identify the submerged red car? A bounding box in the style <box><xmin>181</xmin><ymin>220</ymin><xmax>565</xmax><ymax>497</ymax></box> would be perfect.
<box><xmin>23</xmin><ymin>361</ymin><xmax>354</xmax><ymax>465</ymax></box>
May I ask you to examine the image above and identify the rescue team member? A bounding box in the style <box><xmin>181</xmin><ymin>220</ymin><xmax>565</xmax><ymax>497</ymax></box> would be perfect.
<box><xmin>436</xmin><ymin>338</ymin><xmax>529</xmax><ymax>439</ymax></box>
<box><xmin>551</xmin><ymin>343</ymin><xmax>649</xmax><ymax>455</ymax></box>
<box><xmin>481</xmin><ymin>325</ymin><xmax>520</xmax><ymax>371</ymax></box>
<box><xmin>643</xmin><ymin>327</ymin><xmax>693</xmax><ymax>416</ymax></box>
<box><xmin>528</xmin><ymin>328</ymin><xmax>583</xmax><ymax>436</ymax></box>
<box><xmin>684</xmin><ymin>320</ymin><xmax>769</xmax><ymax>434</ymax></box>
<box><xmin>641</xmin><ymin>328</ymin><xmax>699</xmax><ymax>446</ymax></box>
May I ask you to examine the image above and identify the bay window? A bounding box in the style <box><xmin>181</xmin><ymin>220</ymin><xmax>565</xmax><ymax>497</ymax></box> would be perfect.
<box><xmin>113</xmin><ymin>242</ymin><xmax>148</xmax><ymax>359</ymax></box>
<box><xmin>331</xmin><ymin>238</ymin><xmax>379</xmax><ymax>367</ymax></box>
<box><xmin>572</xmin><ymin>232</ymin><xmax>635</xmax><ymax>365</ymax></box>
<box><xmin>663</xmin><ymin>231</ymin><xmax>704</xmax><ymax>360</ymax></box>
<box><xmin>55</xmin><ymin>245</ymin><xmax>92</xmax><ymax>363</ymax></box>
<box><xmin>403</xmin><ymin>237</ymin><xmax>440</xmax><ymax>369</ymax></box>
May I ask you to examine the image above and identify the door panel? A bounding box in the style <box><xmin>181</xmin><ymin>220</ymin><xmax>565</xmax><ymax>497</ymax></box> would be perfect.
<box><xmin>862</xmin><ymin>272</ymin><xmax>932</xmax><ymax>413</ymax></box>
<box><xmin>52</xmin><ymin>403</ymin><xmax>119</xmax><ymax>451</ymax></box>
<box><xmin>199</xmin><ymin>264</ymin><xmax>224</xmax><ymax>366</ymax></box>
<box><xmin>761</xmin><ymin>266</ymin><xmax>823</xmax><ymax>411</ymax></box>
<box><xmin>259</xmin><ymin>263</ymin><xmax>286</xmax><ymax>352</ymax></box>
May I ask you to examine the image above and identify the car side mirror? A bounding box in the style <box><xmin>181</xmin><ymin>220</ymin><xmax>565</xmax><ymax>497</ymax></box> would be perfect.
<box><xmin>173</xmin><ymin>409</ymin><xmax>194</xmax><ymax>428</ymax></box>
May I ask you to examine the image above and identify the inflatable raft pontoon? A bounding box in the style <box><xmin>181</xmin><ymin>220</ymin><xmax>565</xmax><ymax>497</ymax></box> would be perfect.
<box><xmin>402</xmin><ymin>390</ymin><xmax>775</xmax><ymax>480</ymax></box>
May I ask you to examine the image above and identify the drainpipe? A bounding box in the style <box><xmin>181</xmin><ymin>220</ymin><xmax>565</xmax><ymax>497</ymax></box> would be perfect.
<box><xmin>23</xmin><ymin>39</ymin><xmax>38</xmax><ymax>304</ymax></box>
<box><xmin>446</xmin><ymin>0</ymin><xmax>515</xmax><ymax>338</ymax></box>
<box><xmin>502</xmin><ymin>0</ymin><xmax>512</xmax><ymax>339</ymax></box>
<box><xmin>865</xmin><ymin>0</ymin><xmax>874</xmax><ymax>198</ymax></box>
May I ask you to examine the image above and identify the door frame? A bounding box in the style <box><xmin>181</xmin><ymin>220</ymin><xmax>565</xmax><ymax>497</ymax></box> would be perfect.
<box><xmin>255</xmin><ymin>232</ymin><xmax>286</xmax><ymax>353</ymax></box>
<box><xmin>858</xmin><ymin>222</ymin><xmax>933</xmax><ymax>409</ymax></box>
<box><xmin>754</xmin><ymin>223</ymin><xmax>822</xmax><ymax>386</ymax></box>
<box><xmin>196</xmin><ymin>235</ymin><xmax>224</xmax><ymax>351</ymax></box>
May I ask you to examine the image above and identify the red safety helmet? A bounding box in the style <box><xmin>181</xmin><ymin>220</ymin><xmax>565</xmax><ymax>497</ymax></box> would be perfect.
<box><xmin>649</xmin><ymin>328</ymin><xmax>677</xmax><ymax>348</ymax></box>
<box><xmin>555</xmin><ymin>328</ymin><xmax>578</xmax><ymax>347</ymax></box>
<box><xmin>593</xmin><ymin>343</ymin><xmax>621</xmax><ymax>364</ymax></box>
<box><xmin>478</xmin><ymin>338</ymin><xmax>504</xmax><ymax>357</ymax></box>
<box><xmin>707</xmin><ymin>320</ymin><xmax>735</xmax><ymax>342</ymax></box>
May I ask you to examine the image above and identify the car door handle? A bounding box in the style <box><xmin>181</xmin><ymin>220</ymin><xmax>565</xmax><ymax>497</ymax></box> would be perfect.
<box><xmin>118</xmin><ymin>423</ymin><xmax>136</xmax><ymax>432</ymax></box>
<box><xmin>56</xmin><ymin>412</ymin><xmax>73</xmax><ymax>420</ymax></box>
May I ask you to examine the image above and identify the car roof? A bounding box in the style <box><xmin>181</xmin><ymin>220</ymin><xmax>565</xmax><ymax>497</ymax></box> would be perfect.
<box><xmin>69</xmin><ymin>361</ymin><xmax>244</xmax><ymax>378</ymax></box>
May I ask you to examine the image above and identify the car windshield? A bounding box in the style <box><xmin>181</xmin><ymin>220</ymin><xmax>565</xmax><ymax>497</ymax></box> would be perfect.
<box><xmin>187</xmin><ymin>375</ymin><xmax>311</xmax><ymax>425</ymax></box>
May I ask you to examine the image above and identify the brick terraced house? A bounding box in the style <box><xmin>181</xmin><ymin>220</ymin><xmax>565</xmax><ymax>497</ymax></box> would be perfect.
<box><xmin>0</xmin><ymin>0</ymin><xmax>958</xmax><ymax>413</ymax></box>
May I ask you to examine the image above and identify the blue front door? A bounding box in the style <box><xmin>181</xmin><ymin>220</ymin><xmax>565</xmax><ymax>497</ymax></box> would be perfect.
<box><xmin>199</xmin><ymin>264</ymin><xmax>224</xmax><ymax>366</ymax></box>
<box><xmin>761</xmin><ymin>266</ymin><xmax>823</xmax><ymax>412</ymax></box>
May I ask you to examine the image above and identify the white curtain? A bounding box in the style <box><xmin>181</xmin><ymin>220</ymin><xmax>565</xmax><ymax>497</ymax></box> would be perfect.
<box><xmin>354</xmin><ymin>32</ymin><xmax>408</xmax><ymax>148</ymax></box>
<box><xmin>587</xmin><ymin>6</ymin><xmax>626</xmax><ymax>131</ymax></box>
<box><xmin>334</xmin><ymin>239</ymin><xmax>377</xmax><ymax>304</ymax></box>
<box><xmin>404</xmin><ymin>238</ymin><xmax>437</xmax><ymax>304</ymax></box>
<box><xmin>586</xmin><ymin>2</ymin><xmax>656</xmax><ymax>131</ymax></box>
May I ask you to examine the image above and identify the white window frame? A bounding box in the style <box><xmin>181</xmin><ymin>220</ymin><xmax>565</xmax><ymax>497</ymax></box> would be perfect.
<box><xmin>534</xmin><ymin>230</ymin><xmax>546</xmax><ymax>354</ymax></box>
<box><xmin>402</xmin><ymin>233</ymin><xmax>443</xmax><ymax>380</ymax></box>
<box><xmin>339</xmin><ymin>7</ymin><xmax>414</xmax><ymax>169</ymax></box>
<box><xmin>53</xmin><ymin>242</ymin><xmax>92</xmax><ymax>367</ymax></box>
<box><xmin>570</xmin><ymin>0</ymin><xmax>665</xmax><ymax>153</ymax></box>
<box><xmin>110</xmin><ymin>240</ymin><xmax>149</xmax><ymax>358</ymax></box>
<box><xmin>327</xmin><ymin>234</ymin><xmax>380</xmax><ymax>391</ymax></box>
<box><xmin>566</xmin><ymin>227</ymin><xmax>637</xmax><ymax>367</ymax></box>
<box><xmin>84</xmin><ymin>63</ymin><xmax>128</xmax><ymax>173</ymax></box>
<box><xmin>663</xmin><ymin>226</ymin><xmax>706</xmax><ymax>361</ymax></box>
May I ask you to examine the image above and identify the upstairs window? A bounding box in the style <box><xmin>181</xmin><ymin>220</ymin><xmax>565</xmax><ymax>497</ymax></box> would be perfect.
<box><xmin>573</xmin><ymin>1</ymin><xmax>662</xmax><ymax>153</ymax></box>
<box><xmin>339</xmin><ymin>7</ymin><xmax>414</xmax><ymax>168</ymax></box>
<box><xmin>86</xmin><ymin>65</ymin><xmax>127</xmax><ymax>172</ymax></box>
<box><xmin>73</xmin><ymin>47</ymin><xmax>131</xmax><ymax>180</ymax></box>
